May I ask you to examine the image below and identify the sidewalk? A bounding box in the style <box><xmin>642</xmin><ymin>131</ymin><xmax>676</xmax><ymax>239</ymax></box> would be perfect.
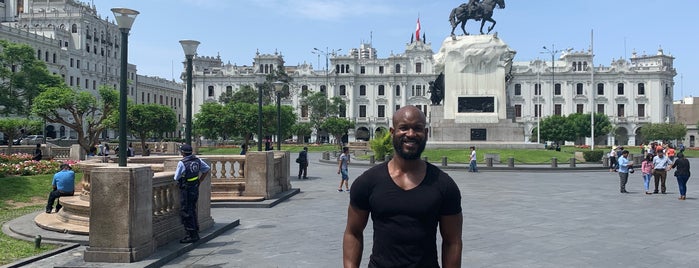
<box><xmin>4</xmin><ymin>153</ymin><xmax>698</xmax><ymax>267</ymax></box>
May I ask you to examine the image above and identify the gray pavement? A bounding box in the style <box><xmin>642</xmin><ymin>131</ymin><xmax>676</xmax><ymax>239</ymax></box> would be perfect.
<box><xmin>6</xmin><ymin>153</ymin><xmax>699</xmax><ymax>267</ymax></box>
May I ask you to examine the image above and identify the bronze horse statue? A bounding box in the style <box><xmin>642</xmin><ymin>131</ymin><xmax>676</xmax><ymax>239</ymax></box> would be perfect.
<box><xmin>450</xmin><ymin>0</ymin><xmax>506</xmax><ymax>36</ymax></box>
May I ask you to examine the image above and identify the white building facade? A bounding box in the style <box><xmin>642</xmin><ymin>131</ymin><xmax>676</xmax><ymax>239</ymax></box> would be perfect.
<box><xmin>0</xmin><ymin>0</ymin><xmax>183</xmax><ymax>140</ymax></box>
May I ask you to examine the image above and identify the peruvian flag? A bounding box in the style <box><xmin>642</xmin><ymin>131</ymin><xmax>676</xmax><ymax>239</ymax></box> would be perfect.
<box><xmin>415</xmin><ymin>18</ymin><xmax>421</xmax><ymax>41</ymax></box>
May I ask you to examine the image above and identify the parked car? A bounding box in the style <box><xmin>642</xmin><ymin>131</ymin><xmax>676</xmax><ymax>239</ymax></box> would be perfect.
<box><xmin>20</xmin><ymin>135</ymin><xmax>45</xmax><ymax>145</ymax></box>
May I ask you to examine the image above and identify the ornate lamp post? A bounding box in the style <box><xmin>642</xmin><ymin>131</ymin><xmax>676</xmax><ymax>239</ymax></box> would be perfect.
<box><xmin>111</xmin><ymin>7</ymin><xmax>139</xmax><ymax>167</ymax></box>
<box><xmin>273</xmin><ymin>81</ymin><xmax>284</xmax><ymax>150</ymax></box>
<box><xmin>179</xmin><ymin>40</ymin><xmax>200</xmax><ymax>146</ymax></box>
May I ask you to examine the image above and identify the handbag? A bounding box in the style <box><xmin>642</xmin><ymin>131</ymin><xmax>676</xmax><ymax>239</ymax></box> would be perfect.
<box><xmin>295</xmin><ymin>158</ymin><xmax>301</xmax><ymax>163</ymax></box>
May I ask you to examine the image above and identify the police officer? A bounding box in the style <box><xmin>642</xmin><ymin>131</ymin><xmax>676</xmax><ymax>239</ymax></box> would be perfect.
<box><xmin>173</xmin><ymin>144</ymin><xmax>211</xmax><ymax>243</ymax></box>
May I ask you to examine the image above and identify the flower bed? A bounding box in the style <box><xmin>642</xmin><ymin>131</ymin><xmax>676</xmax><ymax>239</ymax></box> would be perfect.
<box><xmin>0</xmin><ymin>153</ymin><xmax>79</xmax><ymax>177</ymax></box>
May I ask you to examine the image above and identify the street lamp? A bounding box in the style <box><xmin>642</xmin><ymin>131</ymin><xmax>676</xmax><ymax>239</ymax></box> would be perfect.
<box><xmin>273</xmin><ymin>81</ymin><xmax>284</xmax><ymax>151</ymax></box>
<box><xmin>180</xmin><ymin>40</ymin><xmax>200</xmax><ymax>146</ymax></box>
<box><xmin>312</xmin><ymin>47</ymin><xmax>342</xmax><ymax>116</ymax></box>
<box><xmin>111</xmin><ymin>7</ymin><xmax>139</xmax><ymax>167</ymax></box>
<box><xmin>256</xmin><ymin>76</ymin><xmax>265</xmax><ymax>151</ymax></box>
<box><xmin>540</xmin><ymin>45</ymin><xmax>562</xmax><ymax>146</ymax></box>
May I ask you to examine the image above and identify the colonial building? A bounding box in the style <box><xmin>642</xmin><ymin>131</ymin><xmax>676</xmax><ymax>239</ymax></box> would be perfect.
<box><xmin>0</xmin><ymin>0</ymin><xmax>183</xmax><ymax>139</ymax></box>
<box><xmin>189</xmin><ymin>39</ymin><xmax>676</xmax><ymax>146</ymax></box>
<box><xmin>509</xmin><ymin>48</ymin><xmax>676</xmax><ymax>146</ymax></box>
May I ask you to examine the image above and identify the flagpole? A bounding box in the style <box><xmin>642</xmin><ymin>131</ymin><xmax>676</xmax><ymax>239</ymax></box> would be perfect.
<box><xmin>590</xmin><ymin>29</ymin><xmax>595</xmax><ymax>151</ymax></box>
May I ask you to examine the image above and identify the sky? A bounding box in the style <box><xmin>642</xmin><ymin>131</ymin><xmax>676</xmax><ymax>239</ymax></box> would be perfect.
<box><xmin>95</xmin><ymin>0</ymin><xmax>698</xmax><ymax>99</ymax></box>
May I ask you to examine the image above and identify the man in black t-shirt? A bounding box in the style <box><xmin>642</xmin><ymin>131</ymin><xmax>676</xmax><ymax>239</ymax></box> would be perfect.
<box><xmin>343</xmin><ymin>106</ymin><xmax>463</xmax><ymax>268</ymax></box>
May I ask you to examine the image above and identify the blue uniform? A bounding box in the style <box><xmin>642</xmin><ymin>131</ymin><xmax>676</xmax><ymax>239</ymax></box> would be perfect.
<box><xmin>174</xmin><ymin>155</ymin><xmax>210</xmax><ymax>232</ymax></box>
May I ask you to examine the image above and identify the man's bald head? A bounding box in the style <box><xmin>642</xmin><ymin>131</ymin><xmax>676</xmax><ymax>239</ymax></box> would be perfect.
<box><xmin>392</xmin><ymin>106</ymin><xmax>426</xmax><ymax>128</ymax></box>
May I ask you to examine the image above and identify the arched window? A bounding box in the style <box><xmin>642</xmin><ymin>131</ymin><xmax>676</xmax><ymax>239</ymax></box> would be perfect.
<box><xmin>320</xmin><ymin>85</ymin><xmax>326</xmax><ymax>93</ymax></box>
<box><xmin>302</xmin><ymin>85</ymin><xmax>309</xmax><ymax>95</ymax></box>
<box><xmin>208</xmin><ymin>86</ymin><xmax>215</xmax><ymax>97</ymax></box>
<box><xmin>638</xmin><ymin>83</ymin><xmax>645</xmax><ymax>95</ymax></box>
<box><xmin>395</xmin><ymin>85</ymin><xmax>401</xmax><ymax>96</ymax></box>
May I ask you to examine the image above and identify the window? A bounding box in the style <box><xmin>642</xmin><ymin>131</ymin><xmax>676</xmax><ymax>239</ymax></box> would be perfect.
<box><xmin>514</xmin><ymin>104</ymin><xmax>522</xmax><ymax>117</ymax></box>
<box><xmin>93</xmin><ymin>80</ymin><xmax>96</xmax><ymax>90</ymax></box>
<box><xmin>395</xmin><ymin>64</ymin><xmax>401</xmax><ymax>74</ymax></box>
<box><xmin>71</xmin><ymin>24</ymin><xmax>77</xmax><ymax>33</ymax></box>
<box><xmin>535</xmin><ymin>104</ymin><xmax>542</xmax><ymax>118</ymax></box>
<box><xmin>301</xmin><ymin>105</ymin><xmax>308</xmax><ymax>117</ymax></box>
<box><xmin>208</xmin><ymin>86</ymin><xmax>214</xmax><ymax>97</ymax></box>
<box><xmin>70</xmin><ymin>58</ymin><xmax>74</xmax><ymax>67</ymax></box>
<box><xmin>415</xmin><ymin>63</ymin><xmax>422</xmax><ymax>73</ymax></box>
<box><xmin>638</xmin><ymin>104</ymin><xmax>645</xmax><ymax>117</ymax></box>
<box><xmin>378</xmin><ymin>85</ymin><xmax>385</xmax><ymax>96</ymax></box>
<box><xmin>360</xmin><ymin>66</ymin><xmax>366</xmax><ymax>74</ymax></box>
<box><xmin>576</xmin><ymin>104</ymin><xmax>584</xmax><ymax>114</ymax></box>
<box><xmin>514</xmin><ymin>84</ymin><xmax>521</xmax><ymax>95</ymax></box>
<box><xmin>638</xmin><ymin>83</ymin><xmax>645</xmax><ymax>95</ymax></box>
<box><xmin>76</xmin><ymin>60</ymin><xmax>80</xmax><ymax>69</ymax></box>
<box><xmin>340</xmin><ymin>85</ymin><xmax>346</xmax><ymax>96</ymax></box>
<box><xmin>320</xmin><ymin>85</ymin><xmax>326</xmax><ymax>94</ymax></box>
<box><xmin>69</xmin><ymin>76</ymin><xmax>73</xmax><ymax>86</ymax></box>
<box><xmin>665</xmin><ymin>84</ymin><xmax>670</xmax><ymax>96</ymax></box>
<box><xmin>396</xmin><ymin>105</ymin><xmax>401</xmax><ymax>111</ymax></box>
<box><xmin>301</xmin><ymin>85</ymin><xmax>308</xmax><ymax>95</ymax></box>
<box><xmin>617</xmin><ymin>104</ymin><xmax>625</xmax><ymax>117</ymax></box>
<box><xmin>576</xmin><ymin>83</ymin><xmax>583</xmax><ymax>95</ymax></box>
<box><xmin>141</xmin><ymin>92</ymin><xmax>145</xmax><ymax>104</ymax></box>
<box><xmin>85</xmin><ymin>79</ymin><xmax>89</xmax><ymax>88</ymax></box>
<box><xmin>359</xmin><ymin>85</ymin><xmax>366</xmax><ymax>96</ymax></box>
<box><xmin>160</xmin><ymin>95</ymin><xmax>163</xmax><ymax>104</ymax></box>
<box><xmin>45</xmin><ymin>51</ymin><xmax>49</xmax><ymax>61</ymax></box>
<box><xmin>617</xmin><ymin>83</ymin><xmax>625</xmax><ymax>95</ymax></box>
<box><xmin>534</xmin><ymin>83</ymin><xmax>541</xmax><ymax>96</ymax></box>
<box><xmin>554</xmin><ymin>83</ymin><xmax>561</xmax><ymax>95</ymax></box>
<box><xmin>76</xmin><ymin>77</ymin><xmax>80</xmax><ymax>87</ymax></box>
<box><xmin>554</xmin><ymin>104</ymin><xmax>562</xmax><ymax>116</ymax></box>
<box><xmin>359</xmin><ymin>105</ymin><xmax>367</xmax><ymax>117</ymax></box>
<box><xmin>395</xmin><ymin>85</ymin><xmax>401</xmax><ymax>96</ymax></box>
<box><xmin>597</xmin><ymin>83</ymin><xmax>604</xmax><ymax>95</ymax></box>
<box><xmin>147</xmin><ymin>93</ymin><xmax>150</xmax><ymax>103</ymax></box>
<box><xmin>226</xmin><ymin>86</ymin><xmax>233</xmax><ymax>94</ymax></box>
<box><xmin>379</xmin><ymin>66</ymin><xmax>384</xmax><ymax>74</ymax></box>
<box><xmin>37</xmin><ymin>49</ymin><xmax>42</xmax><ymax>60</ymax></box>
<box><xmin>597</xmin><ymin>104</ymin><xmax>605</xmax><ymax>114</ymax></box>
<box><xmin>378</xmin><ymin>105</ymin><xmax>385</xmax><ymax>118</ymax></box>
<box><xmin>412</xmin><ymin>85</ymin><xmax>425</xmax><ymax>96</ymax></box>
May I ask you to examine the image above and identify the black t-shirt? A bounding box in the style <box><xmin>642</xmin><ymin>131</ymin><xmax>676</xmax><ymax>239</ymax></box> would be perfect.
<box><xmin>350</xmin><ymin>162</ymin><xmax>462</xmax><ymax>268</ymax></box>
<box><xmin>674</xmin><ymin>158</ymin><xmax>691</xmax><ymax>177</ymax></box>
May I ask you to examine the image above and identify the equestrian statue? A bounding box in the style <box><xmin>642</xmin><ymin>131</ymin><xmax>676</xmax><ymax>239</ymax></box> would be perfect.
<box><xmin>450</xmin><ymin>0</ymin><xmax>506</xmax><ymax>36</ymax></box>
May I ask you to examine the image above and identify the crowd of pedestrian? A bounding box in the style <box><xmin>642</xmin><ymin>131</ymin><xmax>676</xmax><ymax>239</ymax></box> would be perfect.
<box><xmin>613</xmin><ymin>141</ymin><xmax>691</xmax><ymax>200</ymax></box>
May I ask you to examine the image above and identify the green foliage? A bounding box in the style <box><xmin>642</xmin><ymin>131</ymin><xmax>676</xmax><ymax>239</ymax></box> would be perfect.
<box><xmin>194</xmin><ymin>101</ymin><xmax>297</xmax><ymax>144</ymax></box>
<box><xmin>640</xmin><ymin>123</ymin><xmax>688</xmax><ymax>142</ymax></box>
<box><xmin>539</xmin><ymin>115</ymin><xmax>574</xmax><ymax>144</ymax></box>
<box><xmin>539</xmin><ymin>113</ymin><xmax>611</xmax><ymax>144</ymax></box>
<box><xmin>0</xmin><ymin>40</ymin><xmax>62</xmax><ymax>116</ymax></box>
<box><xmin>219</xmin><ymin>84</ymin><xmax>257</xmax><ymax>105</ymax></box>
<box><xmin>290</xmin><ymin>122</ymin><xmax>313</xmax><ymax>143</ymax></box>
<box><xmin>0</xmin><ymin>118</ymin><xmax>42</xmax><ymax>151</ymax></box>
<box><xmin>320</xmin><ymin>117</ymin><xmax>354</xmax><ymax>149</ymax></box>
<box><xmin>369</xmin><ymin>130</ymin><xmax>393</xmax><ymax>160</ymax></box>
<box><xmin>32</xmin><ymin>85</ymin><xmax>118</xmax><ymax>153</ymax></box>
<box><xmin>583</xmin><ymin>150</ymin><xmax>605</xmax><ymax>162</ymax></box>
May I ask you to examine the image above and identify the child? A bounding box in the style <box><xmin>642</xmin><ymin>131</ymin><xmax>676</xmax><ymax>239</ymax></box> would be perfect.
<box><xmin>641</xmin><ymin>153</ymin><xmax>654</xmax><ymax>194</ymax></box>
<box><xmin>337</xmin><ymin>147</ymin><xmax>350</xmax><ymax>192</ymax></box>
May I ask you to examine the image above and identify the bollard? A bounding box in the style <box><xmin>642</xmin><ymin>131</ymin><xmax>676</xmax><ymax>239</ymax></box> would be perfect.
<box><xmin>551</xmin><ymin>157</ymin><xmax>558</xmax><ymax>168</ymax></box>
<box><xmin>34</xmin><ymin>235</ymin><xmax>42</xmax><ymax>249</ymax></box>
<box><xmin>569</xmin><ymin>157</ymin><xmax>576</xmax><ymax>167</ymax></box>
<box><xmin>486</xmin><ymin>157</ymin><xmax>493</xmax><ymax>167</ymax></box>
<box><xmin>369</xmin><ymin>155</ymin><xmax>375</xmax><ymax>164</ymax></box>
<box><xmin>602</xmin><ymin>156</ymin><xmax>609</xmax><ymax>167</ymax></box>
<box><xmin>322</xmin><ymin>152</ymin><xmax>330</xmax><ymax>160</ymax></box>
<box><xmin>333</xmin><ymin>151</ymin><xmax>338</xmax><ymax>158</ymax></box>
<box><xmin>507</xmin><ymin>157</ymin><xmax>514</xmax><ymax>168</ymax></box>
<box><xmin>442</xmin><ymin>156</ymin><xmax>448</xmax><ymax>167</ymax></box>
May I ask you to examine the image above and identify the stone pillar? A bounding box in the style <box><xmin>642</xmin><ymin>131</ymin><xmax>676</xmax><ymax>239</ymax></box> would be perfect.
<box><xmin>84</xmin><ymin>165</ymin><xmax>154</xmax><ymax>263</ymax></box>
<box><xmin>70</xmin><ymin>144</ymin><xmax>85</xmax><ymax>161</ymax></box>
<box><xmin>569</xmin><ymin>158</ymin><xmax>576</xmax><ymax>167</ymax></box>
<box><xmin>551</xmin><ymin>157</ymin><xmax>558</xmax><ymax>168</ymax></box>
<box><xmin>507</xmin><ymin>157</ymin><xmax>514</xmax><ymax>168</ymax></box>
<box><xmin>486</xmin><ymin>157</ymin><xmax>493</xmax><ymax>167</ymax></box>
<box><xmin>244</xmin><ymin>151</ymin><xmax>274</xmax><ymax>198</ymax></box>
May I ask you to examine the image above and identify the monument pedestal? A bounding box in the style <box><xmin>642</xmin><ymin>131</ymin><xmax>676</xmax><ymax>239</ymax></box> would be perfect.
<box><xmin>430</xmin><ymin>34</ymin><xmax>524</xmax><ymax>144</ymax></box>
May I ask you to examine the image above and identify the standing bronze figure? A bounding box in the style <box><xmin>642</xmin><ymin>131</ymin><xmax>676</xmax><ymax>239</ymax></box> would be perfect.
<box><xmin>450</xmin><ymin>0</ymin><xmax>506</xmax><ymax>36</ymax></box>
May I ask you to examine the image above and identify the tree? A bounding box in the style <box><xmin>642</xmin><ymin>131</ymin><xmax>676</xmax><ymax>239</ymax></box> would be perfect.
<box><xmin>538</xmin><ymin>115</ymin><xmax>575</xmax><ymax>144</ymax></box>
<box><xmin>262</xmin><ymin>105</ymin><xmax>297</xmax><ymax>141</ymax></box>
<box><xmin>302</xmin><ymin>92</ymin><xmax>342</xmax><ymax>143</ymax></box>
<box><xmin>369</xmin><ymin>129</ymin><xmax>393</xmax><ymax>160</ymax></box>
<box><xmin>223</xmin><ymin>84</ymin><xmax>257</xmax><ymax>105</ymax></box>
<box><xmin>640</xmin><ymin>123</ymin><xmax>687</xmax><ymax>142</ymax></box>
<box><xmin>567</xmin><ymin>113</ymin><xmax>612</xmax><ymax>144</ymax></box>
<box><xmin>321</xmin><ymin>117</ymin><xmax>355</xmax><ymax>149</ymax></box>
<box><xmin>0</xmin><ymin>40</ymin><xmax>62</xmax><ymax>116</ymax></box>
<box><xmin>32</xmin><ymin>85</ymin><xmax>118</xmax><ymax>153</ymax></box>
<box><xmin>0</xmin><ymin>118</ymin><xmax>41</xmax><ymax>152</ymax></box>
<box><xmin>126</xmin><ymin>104</ymin><xmax>177</xmax><ymax>153</ymax></box>
<box><xmin>193</xmin><ymin>102</ymin><xmax>228</xmax><ymax>140</ymax></box>
<box><xmin>290</xmin><ymin>122</ymin><xmax>313</xmax><ymax>144</ymax></box>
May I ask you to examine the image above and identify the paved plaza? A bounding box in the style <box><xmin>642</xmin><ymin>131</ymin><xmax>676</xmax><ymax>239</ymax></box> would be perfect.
<box><xmin>10</xmin><ymin>153</ymin><xmax>699</xmax><ymax>267</ymax></box>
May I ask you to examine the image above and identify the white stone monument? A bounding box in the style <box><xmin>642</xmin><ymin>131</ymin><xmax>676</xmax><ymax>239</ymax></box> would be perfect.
<box><xmin>430</xmin><ymin>34</ymin><xmax>527</xmax><ymax>145</ymax></box>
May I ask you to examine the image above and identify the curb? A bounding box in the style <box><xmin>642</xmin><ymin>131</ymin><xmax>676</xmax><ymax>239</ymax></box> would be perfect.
<box><xmin>316</xmin><ymin>159</ymin><xmax>610</xmax><ymax>172</ymax></box>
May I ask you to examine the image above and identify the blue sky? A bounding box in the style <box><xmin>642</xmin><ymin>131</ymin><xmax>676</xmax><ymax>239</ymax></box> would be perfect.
<box><xmin>95</xmin><ymin>0</ymin><xmax>697</xmax><ymax>99</ymax></box>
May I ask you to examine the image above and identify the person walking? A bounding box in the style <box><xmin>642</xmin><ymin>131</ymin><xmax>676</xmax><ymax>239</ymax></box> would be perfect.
<box><xmin>343</xmin><ymin>106</ymin><xmax>462</xmax><ymax>268</ymax></box>
<box><xmin>297</xmin><ymin>147</ymin><xmax>308</xmax><ymax>180</ymax></box>
<box><xmin>468</xmin><ymin>146</ymin><xmax>478</xmax><ymax>172</ymax></box>
<box><xmin>45</xmin><ymin>163</ymin><xmax>75</xmax><ymax>214</ymax></box>
<box><xmin>669</xmin><ymin>152</ymin><xmax>691</xmax><ymax>200</ymax></box>
<box><xmin>667</xmin><ymin>145</ymin><xmax>676</xmax><ymax>161</ymax></box>
<box><xmin>32</xmin><ymin>143</ymin><xmax>42</xmax><ymax>161</ymax></box>
<box><xmin>173</xmin><ymin>144</ymin><xmax>211</xmax><ymax>243</ymax></box>
<box><xmin>617</xmin><ymin>150</ymin><xmax>633</xmax><ymax>193</ymax></box>
<box><xmin>608</xmin><ymin>147</ymin><xmax>617</xmax><ymax>172</ymax></box>
<box><xmin>652</xmin><ymin>150</ymin><xmax>672</xmax><ymax>194</ymax></box>
<box><xmin>337</xmin><ymin>147</ymin><xmax>350</xmax><ymax>192</ymax></box>
<box><xmin>641</xmin><ymin>153</ymin><xmax>654</xmax><ymax>194</ymax></box>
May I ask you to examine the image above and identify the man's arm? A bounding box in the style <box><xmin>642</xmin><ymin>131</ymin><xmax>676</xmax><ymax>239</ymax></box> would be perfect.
<box><xmin>343</xmin><ymin>205</ymin><xmax>369</xmax><ymax>268</ymax></box>
<box><xmin>338</xmin><ymin>156</ymin><xmax>343</xmax><ymax>174</ymax></box>
<box><xmin>439</xmin><ymin>213</ymin><xmax>463</xmax><ymax>268</ymax></box>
